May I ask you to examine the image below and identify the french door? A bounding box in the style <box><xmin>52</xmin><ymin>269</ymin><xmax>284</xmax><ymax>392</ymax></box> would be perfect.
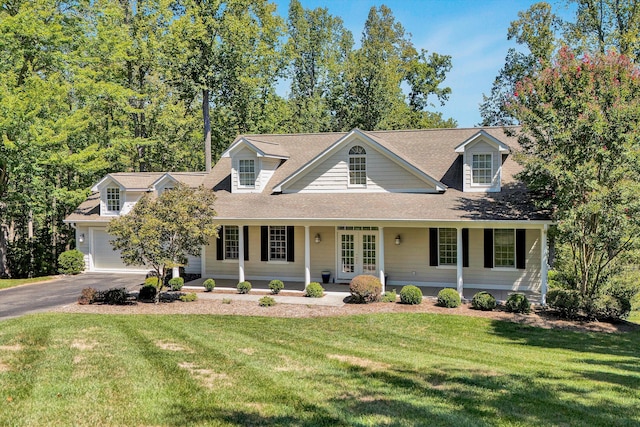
<box><xmin>337</xmin><ymin>229</ymin><xmax>377</xmax><ymax>281</ymax></box>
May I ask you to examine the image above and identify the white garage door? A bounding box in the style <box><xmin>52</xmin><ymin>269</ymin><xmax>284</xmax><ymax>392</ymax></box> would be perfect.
<box><xmin>92</xmin><ymin>229</ymin><xmax>146</xmax><ymax>271</ymax></box>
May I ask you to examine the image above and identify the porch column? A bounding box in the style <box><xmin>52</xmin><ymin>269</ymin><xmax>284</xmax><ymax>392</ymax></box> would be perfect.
<box><xmin>541</xmin><ymin>224</ymin><xmax>549</xmax><ymax>305</ymax></box>
<box><xmin>238</xmin><ymin>225</ymin><xmax>245</xmax><ymax>283</ymax></box>
<box><xmin>304</xmin><ymin>225</ymin><xmax>311</xmax><ymax>287</ymax></box>
<box><xmin>379</xmin><ymin>227</ymin><xmax>385</xmax><ymax>294</ymax></box>
<box><xmin>456</xmin><ymin>226</ymin><xmax>463</xmax><ymax>297</ymax></box>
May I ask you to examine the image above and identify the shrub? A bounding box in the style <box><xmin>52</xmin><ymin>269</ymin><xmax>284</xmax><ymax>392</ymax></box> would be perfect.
<box><xmin>78</xmin><ymin>287</ymin><xmax>97</xmax><ymax>305</ymax></box>
<box><xmin>436</xmin><ymin>288</ymin><xmax>461</xmax><ymax>308</ymax></box>
<box><xmin>305</xmin><ymin>282</ymin><xmax>324</xmax><ymax>298</ymax></box>
<box><xmin>237</xmin><ymin>281</ymin><xmax>252</xmax><ymax>294</ymax></box>
<box><xmin>203</xmin><ymin>278</ymin><xmax>216</xmax><ymax>292</ymax></box>
<box><xmin>168</xmin><ymin>277</ymin><xmax>184</xmax><ymax>291</ymax></box>
<box><xmin>103</xmin><ymin>287</ymin><xmax>129</xmax><ymax>305</ymax></box>
<box><xmin>138</xmin><ymin>285</ymin><xmax>157</xmax><ymax>301</ymax></box>
<box><xmin>259</xmin><ymin>296</ymin><xmax>276</xmax><ymax>307</ymax></box>
<box><xmin>145</xmin><ymin>277</ymin><xmax>162</xmax><ymax>288</ymax></box>
<box><xmin>471</xmin><ymin>291</ymin><xmax>496</xmax><ymax>311</ymax></box>
<box><xmin>58</xmin><ymin>249</ymin><xmax>85</xmax><ymax>275</ymax></box>
<box><xmin>583</xmin><ymin>294</ymin><xmax>631</xmax><ymax>321</ymax></box>
<box><xmin>222</xmin><ymin>298</ymin><xmax>232</xmax><ymax>304</ymax></box>
<box><xmin>382</xmin><ymin>289</ymin><xmax>397</xmax><ymax>303</ymax></box>
<box><xmin>505</xmin><ymin>293</ymin><xmax>531</xmax><ymax>314</ymax></box>
<box><xmin>179</xmin><ymin>292</ymin><xmax>198</xmax><ymax>302</ymax></box>
<box><xmin>349</xmin><ymin>275</ymin><xmax>382</xmax><ymax>304</ymax></box>
<box><xmin>546</xmin><ymin>289</ymin><xmax>581</xmax><ymax>318</ymax></box>
<box><xmin>268</xmin><ymin>279</ymin><xmax>284</xmax><ymax>295</ymax></box>
<box><xmin>400</xmin><ymin>285</ymin><xmax>422</xmax><ymax>305</ymax></box>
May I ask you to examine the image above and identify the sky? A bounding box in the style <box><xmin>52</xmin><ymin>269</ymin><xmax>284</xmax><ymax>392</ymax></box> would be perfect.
<box><xmin>273</xmin><ymin>0</ymin><xmax>574</xmax><ymax>128</ymax></box>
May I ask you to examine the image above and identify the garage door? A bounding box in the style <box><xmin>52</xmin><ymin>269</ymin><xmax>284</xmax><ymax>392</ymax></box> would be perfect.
<box><xmin>92</xmin><ymin>229</ymin><xmax>146</xmax><ymax>271</ymax></box>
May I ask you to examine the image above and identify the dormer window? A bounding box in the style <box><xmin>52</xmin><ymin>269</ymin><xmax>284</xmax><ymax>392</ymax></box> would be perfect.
<box><xmin>239</xmin><ymin>159</ymin><xmax>256</xmax><ymax>188</ymax></box>
<box><xmin>349</xmin><ymin>145</ymin><xmax>367</xmax><ymax>186</ymax></box>
<box><xmin>472</xmin><ymin>154</ymin><xmax>492</xmax><ymax>185</ymax></box>
<box><xmin>106</xmin><ymin>187</ymin><xmax>120</xmax><ymax>212</ymax></box>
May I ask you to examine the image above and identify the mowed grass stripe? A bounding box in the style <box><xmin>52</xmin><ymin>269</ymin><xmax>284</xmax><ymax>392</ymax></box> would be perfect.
<box><xmin>0</xmin><ymin>313</ymin><xmax>638</xmax><ymax>426</ymax></box>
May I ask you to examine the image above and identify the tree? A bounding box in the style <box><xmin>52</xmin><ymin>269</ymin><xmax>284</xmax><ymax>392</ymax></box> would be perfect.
<box><xmin>107</xmin><ymin>184</ymin><xmax>218</xmax><ymax>303</ymax></box>
<box><xmin>506</xmin><ymin>48</ymin><xmax>640</xmax><ymax>304</ymax></box>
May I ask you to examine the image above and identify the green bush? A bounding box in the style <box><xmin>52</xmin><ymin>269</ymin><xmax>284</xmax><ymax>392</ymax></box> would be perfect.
<box><xmin>471</xmin><ymin>291</ymin><xmax>496</xmax><ymax>311</ymax></box>
<box><xmin>546</xmin><ymin>289</ymin><xmax>581</xmax><ymax>318</ymax></box>
<box><xmin>103</xmin><ymin>287</ymin><xmax>129</xmax><ymax>305</ymax></box>
<box><xmin>222</xmin><ymin>298</ymin><xmax>232</xmax><ymax>304</ymax></box>
<box><xmin>203</xmin><ymin>278</ymin><xmax>216</xmax><ymax>292</ymax></box>
<box><xmin>437</xmin><ymin>288</ymin><xmax>461</xmax><ymax>308</ymax></box>
<box><xmin>259</xmin><ymin>296</ymin><xmax>276</xmax><ymax>307</ymax></box>
<box><xmin>138</xmin><ymin>284</ymin><xmax>157</xmax><ymax>301</ymax></box>
<box><xmin>237</xmin><ymin>281</ymin><xmax>252</xmax><ymax>294</ymax></box>
<box><xmin>584</xmin><ymin>294</ymin><xmax>631</xmax><ymax>320</ymax></box>
<box><xmin>399</xmin><ymin>285</ymin><xmax>422</xmax><ymax>305</ymax></box>
<box><xmin>305</xmin><ymin>282</ymin><xmax>324</xmax><ymax>298</ymax></box>
<box><xmin>168</xmin><ymin>277</ymin><xmax>184</xmax><ymax>291</ymax></box>
<box><xmin>58</xmin><ymin>249</ymin><xmax>85</xmax><ymax>275</ymax></box>
<box><xmin>144</xmin><ymin>277</ymin><xmax>162</xmax><ymax>288</ymax></box>
<box><xmin>382</xmin><ymin>289</ymin><xmax>397</xmax><ymax>303</ymax></box>
<box><xmin>179</xmin><ymin>292</ymin><xmax>198</xmax><ymax>302</ymax></box>
<box><xmin>78</xmin><ymin>287</ymin><xmax>97</xmax><ymax>305</ymax></box>
<box><xmin>505</xmin><ymin>293</ymin><xmax>531</xmax><ymax>314</ymax></box>
<box><xmin>268</xmin><ymin>279</ymin><xmax>284</xmax><ymax>295</ymax></box>
<box><xmin>348</xmin><ymin>275</ymin><xmax>382</xmax><ymax>304</ymax></box>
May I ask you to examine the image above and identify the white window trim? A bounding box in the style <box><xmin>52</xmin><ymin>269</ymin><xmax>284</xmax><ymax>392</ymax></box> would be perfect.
<box><xmin>103</xmin><ymin>187</ymin><xmax>122</xmax><ymax>216</ymax></box>
<box><xmin>224</xmin><ymin>226</ymin><xmax>239</xmax><ymax>261</ymax></box>
<box><xmin>438</xmin><ymin>228</ymin><xmax>457</xmax><ymax>266</ymax></box>
<box><xmin>471</xmin><ymin>153</ymin><xmax>493</xmax><ymax>187</ymax></box>
<box><xmin>269</xmin><ymin>225</ymin><xmax>287</xmax><ymax>262</ymax></box>
<box><xmin>493</xmin><ymin>228</ymin><xmax>516</xmax><ymax>269</ymax></box>
<box><xmin>238</xmin><ymin>159</ymin><xmax>256</xmax><ymax>189</ymax></box>
<box><xmin>347</xmin><ymin>145</ymin><xmax>367</xmax><ymax>188</ymax></box>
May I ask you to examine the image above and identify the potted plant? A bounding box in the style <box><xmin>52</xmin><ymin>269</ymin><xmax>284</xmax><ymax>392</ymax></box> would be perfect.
<box><xmin>321</xmin><ymin>270</ymin><xmax>331</xmax><ymax>284</ymax></box>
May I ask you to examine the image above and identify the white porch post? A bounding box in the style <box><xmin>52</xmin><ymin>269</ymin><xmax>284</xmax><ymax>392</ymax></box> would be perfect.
<box><xmin>304</xmin><ymin>226</ymin><xmax>311</xmax><ymax>287</ymax></box>
<box><xmin>172</xmin><ymin>266</ymin><xmax>180</xmax><ymax>278</ymax></box>
<box><xmin>238</xmin><ymin>225</ymin><xmax>245</xmax><ymax>283</ymax></box>
<box><xmin>379</xmin><ymin>227</ymin><xmax>385</xmax><ymax>294</ymax></box>
<box><xmin>200</xmin><ymin>245</ymin><xmax>206</xmax><ymax>278</ymax></box>
<box><xmin>456</xmin><ymin>226</ymin><xmax>463</xmax><ymax>297</ymax></box>
<box><xmin>541</xmin><ymin>224</ymin><xmax>549</xmax><ymax>305</ymax></box>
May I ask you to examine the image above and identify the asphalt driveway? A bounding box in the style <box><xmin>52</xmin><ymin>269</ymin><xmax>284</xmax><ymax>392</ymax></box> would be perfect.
<box><xmin>0</xmin><ymin>273</ymin><xmax>146</xmax><ymax>321</ymax></box>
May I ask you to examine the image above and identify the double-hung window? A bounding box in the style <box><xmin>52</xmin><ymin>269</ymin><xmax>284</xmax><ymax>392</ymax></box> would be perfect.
<box><xmin>238</xmin><ymin>159</ymin><xmax>255</xmax><ymax>187</ymax></box>
<box><xmin>348</xmin><ymin>145</ymin><xmax>367</xmax><ymax>186</ymax></box>
<box><xmin>269</xmin><ymin>226</ymin><xmax>287</xmax><ymax>261</ymax></box>
<box><xmin>494</xmin><ymin>229</ymin><xmax>515</xmax><ymax>268</ymax></box>
<box><xmin>472</xmin><ymin>153</ymin><xmax>492</xmax><ymax>185</ymax></box>
<box><xmin>106</xmin><ymin>187</ymin><xmax>120</xmax><ymax>212</ymax></box>
<box><xmin>438</xmin><ymin>228</ymin><xmax>457</xmax><ymax>266</ymax></box>
<box><xmin>224</xmin><ymin>226</ymin><xmax>239</xmax><ymax>260</ymax></box>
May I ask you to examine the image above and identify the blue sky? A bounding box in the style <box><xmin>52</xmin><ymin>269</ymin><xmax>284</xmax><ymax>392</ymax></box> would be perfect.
<box><xmin>273</xmin><ymin>0</ymin><xmax>573</xmax><ymax>128</ymax></box>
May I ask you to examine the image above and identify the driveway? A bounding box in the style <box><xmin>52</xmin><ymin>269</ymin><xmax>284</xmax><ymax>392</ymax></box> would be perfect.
<box><xmin>0</xmin><ymin>272</ymin><xmax>146</xmax><ymax>321</ymax></box>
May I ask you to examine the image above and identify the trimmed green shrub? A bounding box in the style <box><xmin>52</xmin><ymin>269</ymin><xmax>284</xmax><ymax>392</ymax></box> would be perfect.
<box><xmin>203</xmin><ymin>278</ymin><xmax>216</xmax><ymax>292</ymax></box>
<box><xmin>179</xmin><ymin>292</ymin><xmax>198</xmax><ymax>302</ymax></box>
<box><xmin>145</xmin><ymin>277</ymin><xmax>162</xmax><ymax>288</ymax></box>
<box><xmin>138</xmin><ymin>284</ymin><xmax>157</xmax><ymax>301</ymax></box>
<box><xmin>505</xmin><ymin>293</ymin><xmax>531</xmax><ymax>314</ymax></box>
<box><xmin>103</xmin><ymin>288</ymin><xmax>129</xmax><ymax>305</ymax></box>
<box><xmin>168</xmin><ymin>277</ymin><xmax>184</xmax><ymax>291</ymax></box>
<box><xmin>222</xmin><ymin>298</ymin><xmax>232</xmax><ymax>304</ymax></box>
<box><xmin>305</xmin><ymin>282</ymin><xmax>324</xmax><ymax>298</ymax></box>
<box><xmin>259</xmin><ymin>296</ymin><xmax>276</xmax><ymax>307</ymax></box>
<box><xmin>583</xmin><ymin>294</ymin><xmax>631</xmax><ymax>320</ymax></box>
<box><xmin>471</xmin><ymin>291</ymin><xmax>496</xmax><ymax>311</ymax></box>
<box><xmin>78</xmin><ymin>287</ymin><xmax>97</xmax><ymax>305</ymax></box>
<box><xmin>268</xmin><ymin>279</ymin><xmax>284</xmax><ymax>295</ymax></box>
<box><xmin>382</xmin><ymin>289</ymin><xmax>397</xmax><ymax>303</ymax></box>
<box><xmin>400</xmin><ymin>285</ymin><xmax>422</xmax><ymax>305</ymax></box>
<box><xmin>546</xmin><ymin>289</ymin><xmax>581</xmax><ymax>318</ymax></box>
<box><xmin>349</xmin><ymin>275</ymin><xmax>382</xmax><ymax>304</ymax></box>
<box><xmin>237</xmin><ymin>281</ymin><xmax>252</xmax><ymax>294</ymax></box>
<box><xmin>58</xmin><ymin>249</ymin><xmax>85</xmax><ymax>275</ymax></box>
<box><xmin>437</xmin><ymin>288</ymin><xmax>461</xmax><ymax>308</ymax></box>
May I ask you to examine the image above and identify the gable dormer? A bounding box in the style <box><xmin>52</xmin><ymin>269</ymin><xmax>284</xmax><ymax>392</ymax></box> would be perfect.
<box><xmin>221</xmin><ymin>137</ymin><xmax>289</xmax><ymax>193</ymax></box>
<box><xmin>152</xmin><ymin>173</ymin><xmax>178</xmax><ymax>195</ymax></box>
<box><xmin>455</xmin><ymin>131</ymin><xmax>510</xmax><ymax>193</ymax></box>
<box><xmin>92</xmin><ymin>175</ymin><xmax>125</xmax><ymax>217</ymax></box>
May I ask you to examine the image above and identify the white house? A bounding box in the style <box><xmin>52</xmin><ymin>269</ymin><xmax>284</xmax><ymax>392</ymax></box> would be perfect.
<box><xmin>65</xmin><ymin>127</ymin><xmax>552</xmax><ymax>302</ymax></box>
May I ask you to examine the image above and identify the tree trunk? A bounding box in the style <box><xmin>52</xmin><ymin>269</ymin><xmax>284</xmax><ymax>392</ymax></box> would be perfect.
<box><xmin>0</xmin><ymin>223</ymin><xmax>9</xmax><ymax>278</ymax></box>
<box><xmin>203</xmin><ymin>88</ymin><xmax>211</xmax><ymax>172</ymax></box>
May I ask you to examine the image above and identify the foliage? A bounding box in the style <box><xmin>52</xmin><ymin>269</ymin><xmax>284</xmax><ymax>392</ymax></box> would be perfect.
<box><xmin>471</xmin><ymin>291</ymin><xmax>497</xmax><ymax>311</ymax></box>
<box><xmin>145</xmin><ymin>277</ymin><xmax>162</xmax><ymax>288</ymax></box>
<box><xmin>268</xmin><ymin>279</ymin><xmax>284</xmax><ymax>295</ymax></box>
<box><xmin>57</xmin><ymin>250</ymin><xmax>85</xmax><ymax>275</ymax></box>
<box><xmin>546</xmin><ymin>289</ymin><xmax>582</xmax><ymax>319</ymax></box>
<box><xmin>259</xmin><ymin>296</ymin><xmax>276</xmax><ymax>307</ymax></box>
<box><xmin>168</xmin><ymin>277</ymin><xmax>184</xmax><ymax>291</ymax></box>
<box><xmin>203</xmin><ymin>278</ymin><xmax>215</xmax><ymax>292</ymax></box>
<box><xmin>348</xmin><ymin>274</ymin><xmax>382</xmax><ymax>304</ymax></box>
<box><xmin>78</xmin><ymin>288</ymin><xmax>97</xmax><ymax>305</ymax></box>
<box><xmin>138</xmin><ymin>285</ymin><xmax>157</xmax><ymax>302</ymax></box>
<box><xmin>222</xmin><ymin>298</ymin><xmax>232</xmax><ymax>304</ymax></box>
<box><xmin>505</xmin><ymin>293</ymin><xmax>531</xmax><ymax>314</ymax></box>
<box><xmin>381</xmin><ymin>289</ymin><xmax>397</xmax><ymax>303</ymax></box>
<box><xmin>237</xmin><ymin>281</ymin><xmax>252</xmax><ymax>294</ymax></box>
<box><xmin>107</xmin><ymin>183</ymin><xmax>218</xmax><ymax>303</ymax></box>
<box><xmin>305</xmin><ymin>282</ymin><xmax>324</xmax><ymax>298</ymax></box>
<box><xmin>103</xmin><ymin>288</ymin><xmax>130</xmax><ymax>305</ymax></box>
<box><xmin>437</xmin><ymin>288</ymin><xmax>461</xmax><ymax>308</ymax></box>
<box><xmin>399</xmin><ymin>285</ymin><xmax>422</xmax><ymax>305</ymax></box>
<box><xmin>179</xmin><ymin>293</ymin><xmax>197</xmax><ymax>302</ymax></box>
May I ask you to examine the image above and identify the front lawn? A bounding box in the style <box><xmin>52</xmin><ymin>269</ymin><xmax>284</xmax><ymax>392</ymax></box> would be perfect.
<box><xmin>0</xmin><ymin>313</ymin><xmax>638</xmax><ymax>426</ymax></box>
<box><xmin>0</xmin><ymin>276</ymin><xmax>54</xmax><ymax>291</ymax></box>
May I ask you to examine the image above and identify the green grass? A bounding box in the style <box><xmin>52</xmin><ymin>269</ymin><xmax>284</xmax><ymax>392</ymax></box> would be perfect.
<box><xmin>0</xmin><ymin>276</ymin><xmax>54</xmax><ymax>290</ymax></box>
<box><xmin>628</xmin><ymin>310</ymin><xmax>640</xmax><ymax>324</ymax></box>
<box><xmin>0</xmin><ymin>313</ymin><xmax>639</xmax><ymax>426</ymax></box>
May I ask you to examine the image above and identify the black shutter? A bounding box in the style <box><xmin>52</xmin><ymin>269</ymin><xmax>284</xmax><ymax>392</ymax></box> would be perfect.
<box><xmin>516</xmin><ymin>229</ymin><xmax>526</xmax><ymax>269</ymax></box>
<box><xmin>243</xmin><ymin>226</ymin><xmax>249</xmax><ymax>261</ymax></box>
<box><xmin>484</xmin><ymin>229</ymin><xmax>493</xmax><ymax>268</ymax></box>
<box><xmin>261</xmin><ymin>226</ymin><xmax>268</xmax><ymax>261</ymax></box>
<box><xmin>462</xmin><ymin>228</ymin><xmax>469</xmax><ymax>268</ymax></box>
<box><xmin>216</xmin><ymin>226</ymin><xmax>224</xmax><ymax>260</ymax></box>
<box><xmin>429</xmin><ymin>228</ymin><xmax>438</xmax><ymax>266</ymax></box>
<box><xmin>286</xmin><ymin>226</ymin><xmax>295</xmax><ymax>262</ymax></box>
